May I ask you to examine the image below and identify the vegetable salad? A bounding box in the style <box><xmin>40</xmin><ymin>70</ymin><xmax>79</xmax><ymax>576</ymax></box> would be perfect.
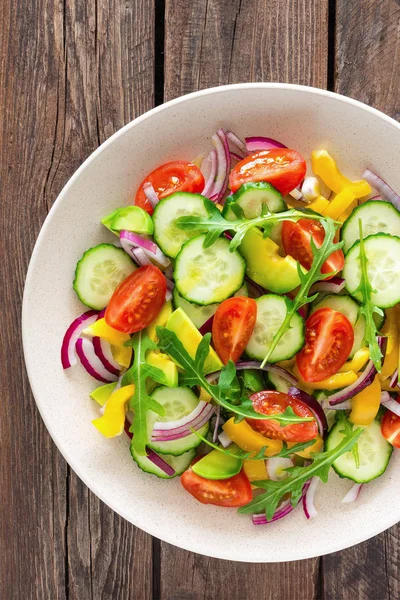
<box><xmin>61</xmin><ymin>129</ymin><xmax>400</xmax><ymax>524</ymax></box>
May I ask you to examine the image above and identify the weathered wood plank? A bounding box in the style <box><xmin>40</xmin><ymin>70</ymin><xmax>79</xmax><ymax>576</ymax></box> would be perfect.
<box><xmin>164</xmin><ymin>0</ymin><xmax>329</xmax><ymax>102</ymax></box>
<box><xmin>0</xmin><ymin>0</ymin><xmax>155</xmax><ymax>598</ymax></box>
<box><xmin>322</xmin><ymin>2</ymin><xmax>400</xmax><ymax>597</ymax></box>
<box><xmin>161</xmin><ymin>1</ymin><xmax>328</xmax><ymax>596</ymax></box>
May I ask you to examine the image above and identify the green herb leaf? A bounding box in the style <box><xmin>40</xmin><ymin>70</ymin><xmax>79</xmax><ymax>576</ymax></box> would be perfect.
<box><xmin>260</xmin><ymin>217</ymin><xmax>343</xmax><ymax>367</ymax></box>
<box><xmin>352</xmin><ymin>220</ymin><xmax>384</xmax><ymax>371</ymax></box>
<box><xmin>122</xmin><ymin>332</ymin><xmax>167</xmax><ymax>455</ymax></box>
<box><xmin>238</xmin><ymin>426</ymin><xmax>362</xmax><ymax>519</ymax></box>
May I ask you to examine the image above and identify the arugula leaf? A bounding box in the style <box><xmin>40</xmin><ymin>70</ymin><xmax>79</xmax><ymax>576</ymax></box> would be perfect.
<box><xmin>336</xmin><ymin>410</ymin><xmax>360</xmax><ymax>467</ymax></box>
<box><xmin>122</xmin><ymin>332</ymin><xmax>167</xmax><ymax>456</ymax></box>
<box><xmin>351</xmin><ymin>220</ymin><xmax>384</xmax><ymax>371</ymax></box>
<box><xmin>191</xmin><ymin>428</ymin><xmax>317</xmax><ymax>461</ymax></box>
<box><xmin>174</xmin><ymin>198</ymin><xmax>327</xmax><ymax>252</ymax></box>
<box><xmin>238</xmin><ymin>426</ymin><xmax>363</xmax><ymax>519</ymax></box>
<box><xmin>156</xmin><ymin>326</ymin><xmax>313</xmax><ymax>426</ymax></box>
<box><xmin>260</xmin><ymin>217</ymin><xmax>343</xmax><ymax>367</ymax></box>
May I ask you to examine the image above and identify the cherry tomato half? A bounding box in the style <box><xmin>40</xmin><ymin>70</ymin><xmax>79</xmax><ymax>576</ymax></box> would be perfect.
<box><xmin>296</xmin><ymin>307</ymin><xmax>354</xmax><ymax>383</ymax></box>
<box><xmin>134</xmin><ymin>161</ymin><xmax>205</xmax><ymax>215</ymax></box>
<box><xmin>229</xmin><ymin>149</ymin><xmax>307</xmax><ymax>196</ymax></box>
<box><xmin>181</xmin><ymin>468</ymin><xmax>252</xmax><ymax>507</ymax></box>
<box><xmin>282</xmin><ymin>219</ymin><xmax>344</xmax><ymax>278</ymax></box>
<box><xmin>246</xmin><ymin>390</ymin><xmax>318</xmax><ymax>442</ymax></box>
<box><xmin>381</xmin><ymin>401</ymin><xmax>400</xmax><ymax>448</ymax></box>
<box><xmin>212</xmin><ymin>297</ymin><xmax>257</xmax><ymax>365</ymax></box>
<box><xmin>105</xmin><ymin>265</ymin><xmax>166</xmax><ymax>333</ymax></box>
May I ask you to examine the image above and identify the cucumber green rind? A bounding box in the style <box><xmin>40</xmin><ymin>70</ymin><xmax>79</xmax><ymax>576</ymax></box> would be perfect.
<box><xmin>222</xmin><ymin>182</ymin><xmax>287</xmax><ymax>221</ymax></box>
<box><xmin>130</xmin><ymin>445</ymin><xmax>195</xmax><ymax>478</ymax></box>
<box><xmin>311</xmin><ymin>294</ymin><xmax>360</xmax><ymax>325</ymax></box>
<box><xmin>341</xmin><ymin>201</ymin><xmax>400</xmax><ymax>254</ymax></box>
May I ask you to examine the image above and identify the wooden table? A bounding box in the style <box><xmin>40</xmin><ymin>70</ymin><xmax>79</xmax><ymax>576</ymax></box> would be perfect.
<box><xmin>1</xmin><ymin>1</ymin><xmax>399</xmax><ymax>598</ymax></box>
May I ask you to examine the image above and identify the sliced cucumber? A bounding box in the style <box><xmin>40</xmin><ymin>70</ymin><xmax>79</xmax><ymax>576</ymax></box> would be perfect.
<box><xmin>131</xmin><ymin>445</ymin><xmax>195</xmax><ymax>478</ymax></box>
<box><xmin>326</xmin><ymin>418</ymin><xmax>393</xmax><ymax>483</ymax></box>
<box><xmin>341</xmin><ymin>201</ymin><xmax>400</xmax><ymax>253</ymax></box>
<box><xmin>349</xmin><ymin>311</ymin><xmax>386</xmax><ymax>357</ymax></box>
<box><xmin>246</xmin><ymin>295</ymin><xmax>305</xmax><ymax>363</ymax></box>
<box><xmin>344</xmin><ymin>234</ymin><xmax>400</xmax><ymax>308</ymax></box>
<box><xmin>268</xmin><ymin>371</ymin><xmax>290</xmax><ymax>393</ymax></box>
<box><xmin>146</xmin><ymin>386</ymin><xmax>209</xmax><ymax>455</ymax></box>
<box><xmin>152</xmin><ymin>192</ymin><xmax>208</xmax><ymax>258</ymax></box>
<box><xmin>311</xmin><ymin>294</ymin><xmax>359</xmax><ymax>325</ymax></box>
<box><xmin>222</xmin><ymin>182</ymin><xmax>287</xmax><ymax>221</ymax></box>
<box><xmin>174</xmin><ymin>235</ymin><xmax>245</xmax><ymax>305</ymax></box>
<box><xmin>73</xmin><ymin>244</ymin><xmax>136</xmax><ymax>310</ymax></box>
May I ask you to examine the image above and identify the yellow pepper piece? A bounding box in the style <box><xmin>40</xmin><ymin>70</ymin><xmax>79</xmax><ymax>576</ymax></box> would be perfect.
<box><xmin>295</xmin><ymin>368</ymin><xmax>358</xmax><ymax>390</ymax></box>
<box><xmin>198</xmin><ymin>387</ymin><xmax>212</xmax><ymax>403</ymax></box>
<box><xmin>338</xmin><ymin>199</ymin><xmax>358</xmax><ymax>223</ymax></box>
<box><xmin>92</xmin><ymin>384</ymin><xmax>135</xmax><ymax>437</ymax></box>
<box><xmin>322</xmin><ymin>188</ymin><xmax>356</xmax><ymax>220</ymax></box>
<box><xmin>288</xmin><ymin>435</ymin><xmax>324</xmax><ymax>459</ymax></box>
<box><xmin>380</xmin><ymin>308</ymin><xmax>399</xmax><ymax>380</ymax></box>
<box><xmin>111</xmin><ymin>344</ymin><xmax>132</xmax><ymax>368</ymax></box>
<box><xmin>243</xmin><ymin>459</ymin><xmax>268</xmax><ymax>482</ymax></box>
<box><xmin>306</xmin><ymin>195</ymin><xmax>330</xmax><ymax>215</ymax></box>
<box><xmin>381</xmin><ymin>379</ymin><xmax>400</xmax><ymax>392</ymax></box>
<box><xmin>350</xmin><ymin>375</ymin><xmax>381</xmax><ymax>426</ymax></box>
<box><xmin>223</xmin><ymin>418</ymin><xmax>283</xmax><ymax>457</ymax></box>
<box><xmin>339</xmin><ymin>347</ymin><xmax>370</xmax><ymax>373</ymax></box>
<box><xmin>83</xmin><ymin>318</ymin><xmax>130</xmax><ymax>347</ymax></box>
<box><xmin>147</xmin><ymin>301</ymin><xmax>173</xmax><ymax>342</ymax></box>
<box><xmin>311</xmin><ymin>150</ymin><xmax>372</xmax><ymax>197</ymax></box>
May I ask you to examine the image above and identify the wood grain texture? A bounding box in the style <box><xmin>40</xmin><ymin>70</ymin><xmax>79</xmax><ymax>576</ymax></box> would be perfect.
<box><xmin>321</xmin><ymin>2</ymin><xmax>400</xmax><ymax>597</ymax></box>
<box><xmin>161</xmin><ymin>2</ymin><xmax>328</xmax><ymax>597</ymax></box>
<box><xmin>164</xmin><ymin>0</ymin><xmax>329</xmax><ymax>101</ymax></box>
<box><xmin>0</xmin><ymin>0</ymin><xmax>154</xmax><ymax>598</ymax></box>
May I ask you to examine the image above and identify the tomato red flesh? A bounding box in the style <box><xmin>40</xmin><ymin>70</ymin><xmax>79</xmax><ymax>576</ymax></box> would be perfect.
<box><xmin>296</xmin><ymin>307</ymin><xmax>354</xmax><ymax>383</ymax></box>
<box><xmin>229</xmin><ymin>149</ymin><xmax>307</xmax><ymax>196</ymax></box>
<box><xmin>282</xmin><ymin>219</ymin><xmax>345</xmax><ymax>277</ymax></box>
<box><xmin>105</xmin><ymin>265</ymin><xmax>166</xmax><ymax>333</ymax></box>
<box><xmin>381</xmin><ymin>401</ymin><xmax>400</xmax><ymax>448</ymax></box>
<box><xmin>181</xmin><ymin>468</ymin><xmax>252</xmax><ymax>507</ymax></box>
<box><xmin>134</xmin><ymin>160</ymin><xmax>205</xmax><ymax>215</ymax></box>
<box><xmin>212</xmin><ymin>297</ymin><xmax>257</xmax><ymax>364</ymax></box>
<box><xmin>246</xmin><ymin>390</ymin><xmax>318</xmax><ymax>442</ymax></box>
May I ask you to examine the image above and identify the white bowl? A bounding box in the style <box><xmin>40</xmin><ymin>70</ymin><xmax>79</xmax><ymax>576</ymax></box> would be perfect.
<box><xmin>22</xmin><ymin>83</ymin><xmax>400</xmax><ymax>562</ymax></box>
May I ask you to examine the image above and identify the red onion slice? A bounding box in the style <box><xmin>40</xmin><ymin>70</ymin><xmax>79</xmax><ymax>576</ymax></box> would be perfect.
<box><xmin>92</xmin><ymin>336</ymin><xmax>121</xmax><ymax>376</ymax></box>
<box><xmin>288</xmin><ymin>386</ymin><xmax>328</xmax><ymax>436</ymax></box>
<box><xmin>199</xmin><ymin>315</ymin><xmax>214</xmax><ymax>336</ymax></box>
<box><xmin>303</xmin><ymin>476</ymin><xmax>319</xmax><ymax>519</ymax></box>
<box><xmin>61</xmin><ymin>310</ymin><xmax>99</xmax><ymax>369</ymax></box>
<box><xmin>146</xmin><ymin>448</ymin><xmax>176</xmax><ymax>476</ymax></box>
<box><xmin>76</xmin><ymin>337</ymin><xmax>118</xmax><ymax>383</ymax></box>
<box><xmin>342</xmin><ymin>483</ymin><xmax>363</xmax><ymax>504</ymax></box>
<box><xmin>266</xmin><ymin>457</ymin><xmax>293</xmax><ymax>481</ymax></box>
<box><xmin>151</xmin><ymin>401</ymin><xmax>215</xmax><ymax>441</ymax></box>
<box><xmin>143</xmin><ymin>182</ymin><xmax>160</xmax><ymax>208</ymax></box>
<box><xmin>252</xmin><ymin>482</ymin><xmax>309</xmax><ymax>525</ymax></box>
<box><xmin>212</xmin><ymin>405</ymin><xmax>221</xmax><ymax>443</ymax></box>
<box><xmin>230</xmin><ymin>151</ymin><xmax>243</xmax><ymax>162</ymax></box>
<box><xmin>381</xmin><ymin>392</ymin><xmax>400</xmax><ymax>417</ymax></box>
<box><xmin>226</xmin><ymin>131</ymin><xmax>247</xmax><ymax>156</ymax></box>
<box><xmin>120</xmin><ymin>230</ymin><xmax>170</xmax><ymax>268</ymax></box>
<box><xmin>245</xmin><ymin>136</ymin><xmax>287</xmax><ymax>152</ymax></box>
<box><xmin>201</xmin><ymin>150</ymin><xmax>218</xmax><ymax>198</ymax></box>
<box><xmin>389</xmin><ymin>368</ymin><xmax>399</xmax><ymax>389</ymax></box>
<box><xmin>362</xmin><ymin>169</ymin><xmax>400</xmax><ymax>211</ymax></box>
<box><xmin>211</xmin><ymin>129</ymin><xmax>230</xmax><ymax>203</ymax></box>
<box><xmin>310</xmin><ymin>277</ymin><xmax>346</xmax><ymax>295</ymax></box>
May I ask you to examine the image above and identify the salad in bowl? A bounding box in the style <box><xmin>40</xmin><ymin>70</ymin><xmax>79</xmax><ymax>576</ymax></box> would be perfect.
<box><xmin>61</xmin><ymin>128</ymin><xmax>400</xmax><ymax>525</ymax></box>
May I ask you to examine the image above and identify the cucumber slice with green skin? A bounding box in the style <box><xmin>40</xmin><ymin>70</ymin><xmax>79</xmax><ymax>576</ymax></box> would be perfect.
<box><xmin>344</xmin><ymin>234</ymin><xmax>400</xmax><ymax>308</ymax></box>
<box><xmin>326</xmin><ymin>419</ymin><xmax>393</xmax><ymax>483</ymax></box>
<box><xmin>341</xmin><ymin>201</ymin><xmax>400</xmax><ymax>253</ymax></box>
<box><xmin>172</xmin><ymin>282</ymin><xmax>248</xmax><ymax>328</ymax></box>
<box><xmin>246</xmin><ymin>295</ymin><xmax>305</xmax><ymax>363</ymax></box>
<box><xmin>73</xmin><ymin>244</ymin><xmax>136</xmax><ymax>310</ymax></box>
<box><xmin>152</xmin><ymin>192</ymin><xmax>209</xmax><ymax>258</ymax></box>
<box><xmin>268</xmin><ymin>371</ymin><xmax>290</xmax><ymax>393</ymax></box>
<box><xmin>146</xmin><ymin>386</ymin><xmax>209</xmax><ymax>456</ymax></box>
<box><xmin>192</xmin><ymin>447</ymin><xmax>243</xmax><ymax>479</ymax></box>
<box><xmin>130</xmin><ymin>445</ymin><xmax>195</xmax><ymax>478</ymax></box>
<box><xmin>311</xmin><ymin>294</ymin><xmax>359</xmax><ymax>325</ymax></box>
<box><xmin>174</xmin><ymin>235</ymin><xmax>245</xmax><ymax>305</ymax></box>
<box><xmin>349</xmin><ymin>311</ymin><xmax>386</xmax><ymax>357</ymax></box>
<box><xmin>222</xmin><ymin>182</ymin><xmax>287</xmax><ymax>221</ymax></box>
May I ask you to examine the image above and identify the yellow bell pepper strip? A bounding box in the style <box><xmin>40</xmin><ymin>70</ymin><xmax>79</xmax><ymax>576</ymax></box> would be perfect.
<box><xmin>92</xmin><ymin>384</ymin><xmax>135</xmax><ymax>437</ymax></box>
<box><xmin>110</xmin><ymin>344</ymin><xmax>132</xmax><ymax>368</ymax></box>
<box><xmin>243</xmin><ymin>459</ymin><xmax>268</xmax><ymax>482</ymax></box>
<box><xmin>339</xmin><ymin>347</ymin><xmax>370</xmax><ymax>373</ymax></box>
<box><xmin>294</xmin><ymin>365</ymin><xmax>358</xmax><ymax>390</ymax></box>
<box><xmin>338</xmin><ymin>199</ymin><xmax>358</xmax><ymax>223</ymax></box>
<box><xmin>380</xmin><ymin>308</ymin><xmax>399</xmax><ymax>381</ymax></box>
<box><xmin>322</xmin><ymin>188</ymin><xmax>356</xmax><ymax>220</ymax></box>
<box><xmin>223</xmin><ymin>418</ymin><xmax>283</xmax><ymax>457</ymax></box>
<box><xmin>83</xmin><ymin>318</ymin><xmax>130</xmax><ymax>347</ymax></box>
<box><xmin>287</xmin><ymin>435</ymin><xmax>324</xmax><ymax>459</ymax></box>
<box><xmin>198</xmin><ymin>387</ymin><xmax>212</xmax><ymax>403</ymax></box>
<box><xmin>350</xmin><ymin>375</ymin><xmax>381</xmax><ymax>426</ymax></box>
<box><xmin>311</xmin><ymin>150</ymin><xmax>372</xmax><ymax>198</ymax></box>
<box><xmin>146</xmin><ymin>300</ymin><xmax>173</xmax><ymax>342</ymax></box>
<box><xmin>381</xmin><ymin>379</ymin><xmax>400</xmax><ymax>393</ymax></box>
<box><xmin>306</xmin><ymin>195</ymin><xmax>330</xmax><ymax>215</ymax></box>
